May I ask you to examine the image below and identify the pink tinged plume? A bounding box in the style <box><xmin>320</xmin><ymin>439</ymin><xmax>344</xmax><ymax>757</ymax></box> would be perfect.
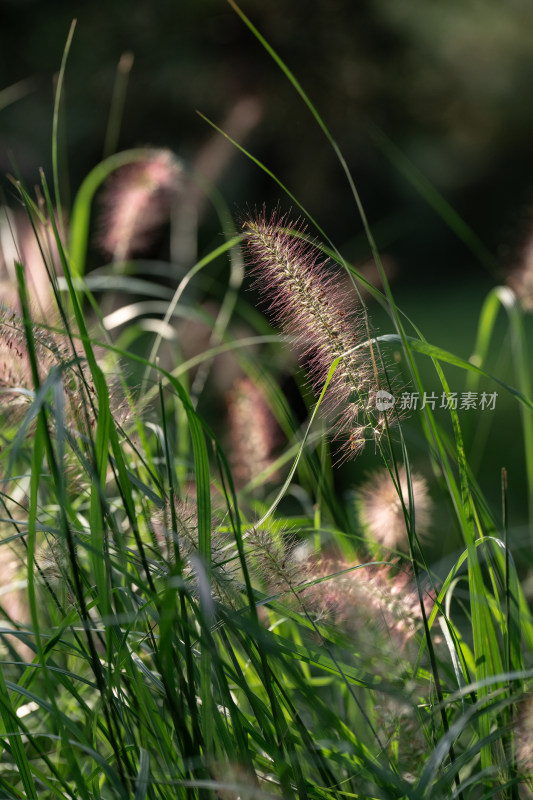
<box><xmin>0</xmin><ymin>206</ymin><xmax>64</xmax><ymax>319</ymax></box>
<box><xmin>516</xmin><ymin>695</ymin><xmax>533</xmax><ymax>782</ymax></box>
<box><xmin>96</xmin><ymin>149</ymin><xmax>182</xmax><ymax>262</ymax></box>
<box><xmin>508</xmin><ymin>232</ymin><xmax>533</xmax><ymax>311</ymax></box>
<box><xmin>241</xmin><ymin>210</ymin><xmax>391</xmax><ymax>461</ymax></box>
<box><xmin>0</xmin><ymin>308</ymin><xmax>128</xmax><ymax>433</ymax></box>
<box><xmin>358</xmin><ymin>466</ymin><xmax>432</xmax><ymax>552</ymax></box>
<box><xmin>226</xmin><ymin>377</ymin><xmax>281</xmax><ymax>488</ymax></box>
<box><xmin>301</xmin><ymin>559</ymin><xmax>435</xmax><ymax>655</ymax></box>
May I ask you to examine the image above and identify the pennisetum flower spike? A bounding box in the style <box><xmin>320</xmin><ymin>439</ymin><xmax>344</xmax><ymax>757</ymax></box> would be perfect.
<box><xmin>358</xmin><ymin>466</ymin><xmax>432</xmax><ymax>552</ymax></box>
<box><xmin>226</xmin><ymin>376</ymin><xmax>281</xmax><ymax>488</ymax></box>
<box><xmin>96</xmin><ymin>148</ymin><xmax>182</xmax><ymax>262</ymax></box>
<box><xmin>241</xmin><ymin>208</ymin><xmax>392</xmax><ymax>461</ymax></box>
<box><xmin>0</xmin><ymin>308</ymin><xmax>128</xmax><ymax>436</ymax></box>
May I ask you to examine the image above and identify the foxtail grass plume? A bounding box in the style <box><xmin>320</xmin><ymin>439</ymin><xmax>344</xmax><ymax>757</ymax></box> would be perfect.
<box><xmin>226</xmin><ymin>377</ymin><xmax>281</xmax><ymax>488</ymax></box>
<box><xmin>246</xmin><ymin>525</ymin><xmax>301</xmax><ymax>597</ymax></box>
<box><xmin>516</xmin><ymin>694</ymin><xmax>533</xmax><ymax>786</ymax></box>
<box><xmin>152</xmin><ymin>497</ymin><xmax>240</xmax><ymax>608</ymax></box>
<box><xmin>0</xmin><ymin>309</ymin><xmax>127</xmax><ymax>435</ymax></box>
<box><xmin>0</xmin><ymin>206</ymin><xmax>63</xmax><ymax>319</ymax></box>
<box><xmin>241</xmin><ymin>209</ymin><xmax>391</xmax><ymax>461</ymax></box>
<box><xmin>507</xmin><ymin>216</ymin><xmax>533</xmax><ymax>311</ymax></box>
<box><xmin>97</xmin><ymin>149</ymin><xmax>182</xmax><ymax>261</ymax></box>
<box><xmin>357</xmin><ymin>466</ymin><xmax>431</xmax><ymax>552</ymax></box>
<box><xmin>301</xmin><ymin>559</ymin><xmax>433</xmax><ymax>659</ymax></box>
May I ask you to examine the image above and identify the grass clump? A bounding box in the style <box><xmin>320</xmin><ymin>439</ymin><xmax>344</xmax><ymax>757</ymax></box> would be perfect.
<box><xmin>1</xmin><ymin>5</ymin><xmax>533</xmax><ymax>799</ymax></box>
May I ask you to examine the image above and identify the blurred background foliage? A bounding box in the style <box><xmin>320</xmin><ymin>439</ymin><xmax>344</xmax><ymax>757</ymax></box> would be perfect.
<box><xmin>2</xmin><ymin>0</ymin><xmax>533</xmax><ymax>280</ymax></box>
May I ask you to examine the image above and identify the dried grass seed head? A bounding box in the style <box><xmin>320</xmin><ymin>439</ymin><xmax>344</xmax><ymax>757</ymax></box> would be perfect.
<box><xmin>246</xmin><ymin>525</ymin><xmax>301</xmax><ymax>597</ymax></box>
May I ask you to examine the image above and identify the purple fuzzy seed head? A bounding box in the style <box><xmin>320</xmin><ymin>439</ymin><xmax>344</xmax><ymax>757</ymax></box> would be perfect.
<box><xmin>241</xmin><ymin>208</ymin><xmax>392</xmax><ymax>461</ymax></box>
<box><xmin>96</xmin><ymin>149</ymin><xmax>182</xmax><ymax>261</ymax></box>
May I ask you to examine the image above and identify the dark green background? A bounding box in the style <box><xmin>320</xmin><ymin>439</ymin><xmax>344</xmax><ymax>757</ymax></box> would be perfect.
<box><xmin>3</xmin><ymin>0</ymin><xmax>533</xmax><ymax>281</ymax></box>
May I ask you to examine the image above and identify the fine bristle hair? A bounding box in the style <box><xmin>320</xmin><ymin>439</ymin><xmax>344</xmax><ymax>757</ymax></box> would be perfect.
<box><xmin>299</xmin><ymin>559</ymin><xmax>435</xmax><ymax>659</ymax></box>
<box><xmin>246</xmin><ymin>525</ymin><xmax>301</xmax><ymax>597</ymax></box>
<box><xmin>241</xmin><ymin>208</ymin><xmax>392</xmax><ymax>461</ymax></box>
<box><xmin>0</xmin><ymin>308</ymin><xmax>128</xmax><ymax>436</ymax></box>
<box><xmin>152</xmin><ymin>497</ymin><xmax>240</xmax><ymax>608</ymax></box>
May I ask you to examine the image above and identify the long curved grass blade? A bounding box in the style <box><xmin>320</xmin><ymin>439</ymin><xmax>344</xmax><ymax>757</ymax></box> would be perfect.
<box><xmin>69</xmin><ymin>148</ymin><xmax>172</xmax><ymax>278</ymax></box>
<box><xmin>377</xmin><ymin>333</ymin><xmax>533</xmax><ymax>410</ymax></box>
<box><xmin>368</xmin><ymin>125</ymin><xmax>498</xmax><ymax>276</ymax></box>
<box><xmin>142</xmin><ymin>233</ymin><xmax>243</xmax><ymax>390</ymax></box>
<box><xmin>0</xmin><ymin>668</ymin><xmax>38</xmax><ymax>800</ymax></box>
<box><xmin>52</xmin><ymin>19</ymin><xmax>76</xmax><ymax>244</ymax></box>
<box><xmin>133</xmin><ymin>747</ymin><xmax>150</xmax><ymax>800</ymax></box>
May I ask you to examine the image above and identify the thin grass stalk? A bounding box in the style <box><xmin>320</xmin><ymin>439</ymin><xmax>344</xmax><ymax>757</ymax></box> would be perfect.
<box><xmin>266</xmin><ymin>680</ymin><xmax>340</xmax><ymax>794</ymax></box>
<box><xmin>52</xmin><ymin>19</ymin><xmax>76</xmax><ymax>245</ymax></box>
<box><xmin>208</xmin><ymin>633</ymin><xmax>259</xmax><ymax>780</ymax></box>
<box><xmin>16</xmin><ymin>250</ymin><xmax>141</xmax><ymax>792</ymax></box>
<box><xmin>226</xmin><ymin>623</ymin><xmax>306</xmax><ymax>798</ymax></box>
<box><xmin>506</xmin><ymin>298</ymin><xmax>533</xmax><ymax>547</ymax></box>
<box><xmin>396</xmin><ymin>441</ymin><xmax>464</xmax><ymax>797</ymax></box>
<box><xmin>469</xmin><ymin>287</ymin><xmax>533</xmax><ymax>545</ymax></box>
<box><xmin>0</xmin><ymin>479</ymin><xmax>39</xmax><ymax>799</ymax></box>
<box><xmin>142</xmin><ymin>234</ymin><xmax>242</xmax><ymax>394</ymax></box>
<box><xmin>223</xmin><ymin>1</ymin><xmax>400</xmax><ymax>412</ymax></box>
<box><xmin>368</xmin><ymin>125</ymin><xmax>499</xmax><ymax>277</ymax></box>
<box><xmin>162</xmin><ymin>372</ymin><xmax>214</xmax><ymax>783</ymax></box>
<box><xmin>156</xmin><ymin>587</ymin><xmax>201</xmax><ymax>787</ymax></box>
<box><xmin>14</xmin><ymin>263</ymin><xmax>108</xmax><ymax>797</ymax></box>
<box><xmin>445</xmin><ymin>385</ymin><xmax>499</xmax><ymax>786</ymax></box>
<box><xmin>158</xmin><ymin>383</ymin><xmax>206</xmax><ymax>769</ymax></box>
<box><xmin>103</xmin><ymin>51</ymin><xmax>134</xmax><ymax>159</ymax></box>
<box><xmin>503</xmin><ymin>467</ymin><xmax>519</xmax><ymax>799</ymax></box>
<box><xmin>214</xmin><ymin>447</ymin><xmax>258</xmax><ymax>620</ymax></box>
<box><xmin>283</xmin><ymin>574</ymin><xmax>391</xmax><ymax>767</ymax></box>
<box><xmin>220</xmin><ymin>9</ymin><xmax>465</xmax><ymax>792</ymax></box>
<box><xmin>189</xmin><ymin>187</ymin><xmax>245</xmax><ymax>406</ymax></box>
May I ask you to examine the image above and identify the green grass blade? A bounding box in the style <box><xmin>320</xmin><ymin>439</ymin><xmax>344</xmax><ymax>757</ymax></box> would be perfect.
<box><xmin>52</xmin><ymin>19</ymin><xmax>76</xmax><ymax>244</ymax></box>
